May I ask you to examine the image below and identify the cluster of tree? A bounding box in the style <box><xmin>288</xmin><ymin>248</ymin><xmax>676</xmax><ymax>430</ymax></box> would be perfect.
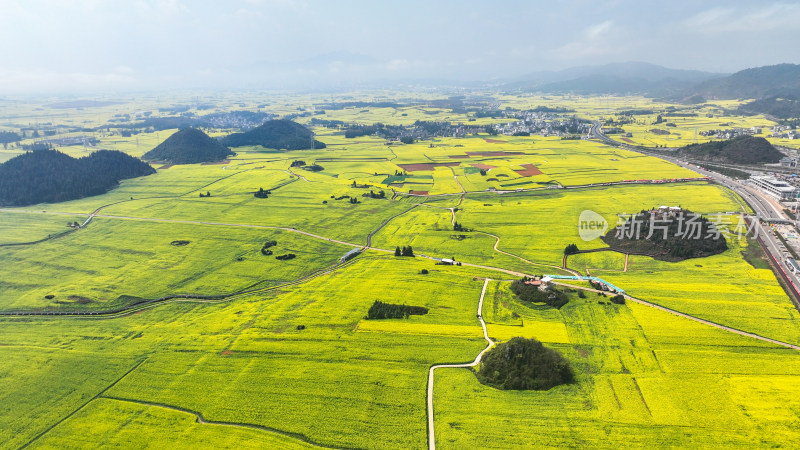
<box><xmin>0</xmin><ymin>149</ymin><xmax>155</xmax><ymax>206</ymax></box>
<box><xmin>261</xmin><ymin>240</ymin><xmax>277</xmax><ymax>255</ymax></box>
<box><xmin>254</xmin><ymin>188</ymin><xmax>271</xmax><ymax>198</ymax></box>
<box><xmin>479</xmin><ymin>169</ymin><xmax>487</xmax><ymax>176</ymax></box>
<box><xmin>303</xmin><ymin>164</ymin><xmax>324</xmax><ymax>172</ymax></box>
<box><xmin>620</xmin><ymin>109</ymin><xmax>655</xmax><ymax>116</ymax></box>
<box><xmin>348</xmin><ymin>197</ymin><xmax>360</xmax><ymax>204</ymax></box>
<box><xmin>394</xmin><ymin>246</ymin><xmax>415</xmax><ymax>257</ymax></box>
<box><xmin>529</xmin><ymin>105</ymin><xmax>575</xmax><ymax>113</ymax></box>
<box><xmin>275</xmin><ymin>253</ymin><xmax>296</xmax><ymax>261</ymax></box>
<box><xmin>453</xmin><ymin>221</ymin><xmax>471</xmax><ymax>232</ymax></box>
<box><xmin>512</xmin><ymin>131</ymin><xmax>531</xmax><ymax>136</ymax></box>
<box><xmin>699</xmin><ymin>164</ymin><xmax>751</xmax><ymax>179</ymax></box>
<box><xmin>309</xmin><ymin>118</ymin><xmax>345</xmax><ymax>128</ymax></box>
<box><xmin>143</xmin><ymin>128</ymin><xmax>232</xmax><ymax>164</ymax></box>
<box><xmin>0</xmin><ymin>131</ymin><xmax>22</xmax><ymax>144</ymax></box>
<box><xmin>473</xmin><ymin>110</ymin><xmax>505</xmax><ymax>118</ymax></box>
<box><xmin>477</xmin><ymin>337</ymin><xmax>574</xmax><ymax>391</ymax></box>
<box><xmin>221</xmin><ymin>119</ymin><xmax>326</xmax><ymax>150</ymax></box>
<box><xmin>674</xmin><ymin>136</ymin><xmax>783</xmax><ymax>165</ymax></box>
<box><xmin>21</xmin><ymin>143</ymin><xmax>53</xmax><ymax>151</ymax></box>
<box><xmin>510</xmin><ymin>278</ymin><xmax>569</xmax><ymax>309</ymax></box>
<box><xmin>601</xmin><ymin>209</ymin><xmax>729</xmax><ymax>261</ymax></box>
<box><xmin>290</xmin><ymin>160</ymin><xmax>306</xmax><ymax>167</ymax></box>
<box><xmin>563</xmin><ymin>243</ymin><xmax>579</xmax><ymax>255</ymax></box>
<box><xmin>344</xmin><ymin>125</ymin><xmax>381</xmax><ymax>138</ymax></box>
<box><xmin>363</xmin><ymin>190</ymin><xmax>386</xmax><ymax>199</ymax></box>
<box><xmin>198</xmin><ymin>191</ymin><xmax>212</xmax><ymax>197</ymax></box>
<box><xmin>610</xmin><ymin>294</ymin><xmax>625</xmax><ymax>305</ymax></box>
<box><xmin>365</xmin><ymin>300</ymin><xmax>429</xmax><ymax>319</ymax></box>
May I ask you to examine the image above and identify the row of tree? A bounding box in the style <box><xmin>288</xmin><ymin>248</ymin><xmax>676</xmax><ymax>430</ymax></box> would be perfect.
<box><xmin>365</xmin><ymin>300</ymin><xmax>429</xmax><ymax>319</ymax></box>
<box><xmin>394</xmin><ymin>246</ymin><xmax>415</xmax><ymax>257</ymax></box>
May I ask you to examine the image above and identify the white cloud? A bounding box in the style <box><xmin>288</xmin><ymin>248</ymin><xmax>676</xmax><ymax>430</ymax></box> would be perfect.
<box><xmin>684</xmin><ymin>3</ymin><xmax>800</xmax><ymax>32</ymax></box>
<box><xmin>585</xmin><ymin>20</ymin><xmax>613</xmax><ymax>39</ymax></box>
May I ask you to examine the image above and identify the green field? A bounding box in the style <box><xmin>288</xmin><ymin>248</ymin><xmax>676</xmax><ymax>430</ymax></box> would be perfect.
<box><xmin>2</xmin><ymin>92</ymin><xmax>799</xmax><ymax>448</ymax></box>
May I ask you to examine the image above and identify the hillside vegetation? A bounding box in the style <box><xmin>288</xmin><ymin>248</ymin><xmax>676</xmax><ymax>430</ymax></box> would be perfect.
<box><xmin>477</xmin><ymin>337</ymin><xmax>574</xmax><ymax>390</ymax></box>
<box><xmin>143</xmin><ymin>128</ymin><xmax>232</xmax><ymax>164</ymax></box>
<box><xmin>222</xmin><ymin>119</ymin><xmax>326</xmax><ymax>150</ymax></box>
<box><xmin>674</xmin><ymin>136</ymin><xmax>783</xmax><ymax>164</ymax></box>
<box><xmin>739</xmin><ymin>96</ymin><xmax>800</xmax><ymax>119</ymax></box>
<box><xmin>0</xmin><ymin>149</ymin><xmax>155</xmax><ymax>206</ymax></box>
<box><xmin>685</xmin><ymin>63</ymin><xmax>800</xmax><ymax>101</ymax></box>
<box><xmin>601</xmin><ymin>209</ymin><xmax>728</xmax><ymax>261</ymax></box>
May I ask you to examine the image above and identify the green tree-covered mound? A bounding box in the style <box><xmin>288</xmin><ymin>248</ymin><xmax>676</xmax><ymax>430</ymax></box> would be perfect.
<box><xmin>675</xmin><ymin>136</ymin><xmax>783</xmax><ymax>164</ymax></box>
<box><xmin>222</xmin><ymin>119</ymin><xmax>326</xmax><ymax>150</ymax></box>
<box><xmin>143</xmin><ymin>128</ymin><xmax>233</xmax><ymax>164</ymax></box>
<box><xmin>0</xmin><ymin>149</ymin><xmax>155</xmax><ymax>206</ymax></box>
<box><xmin>601</xmin><ymin>209</ymin><xmax>728</xmax><ymax>261</ymax></box>
<box><xmin>478</xmin><ymin>337</ymin><xmax>574</xmax><ymax>390</ymax></box>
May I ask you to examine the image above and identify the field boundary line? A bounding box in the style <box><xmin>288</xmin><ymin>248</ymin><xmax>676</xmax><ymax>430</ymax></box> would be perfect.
<box><xmin>552</xmin><ymin>281</ymin><xmax>800</xmax><ymax>350</ymax></box>
<box><xmin>98</xmin><ymin>396</ymin><xmax>353</xmax><ymax>450</ymax></box>
<box><xmin>18</xmin><ymin>358</ymin><xmax>147</xmax><ymax>449</ymax></box>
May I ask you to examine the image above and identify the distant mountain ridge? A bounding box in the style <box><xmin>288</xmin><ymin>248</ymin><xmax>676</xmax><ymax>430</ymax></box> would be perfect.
<box><xmin>505</xmin><ymin>62</ymin><xmax>724</xmax><ymax>95</ymax></box>
<box><xmin>143</xmin><ymin>128</ymin><xmax>233</xmax><ymax>164</ymax></box>
<box><xmin>684</xmin><ymin>64</ymin><xmax>800</xmax><ymax>100</ymax></box>
<box><xmin>0</xmin><ymin>149</ymin><xmax>155</xmax><ymax>206</ymax></box>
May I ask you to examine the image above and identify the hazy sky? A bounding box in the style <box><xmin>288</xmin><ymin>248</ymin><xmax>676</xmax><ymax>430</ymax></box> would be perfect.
<box><xmin>1</xmin><ymin>0</ymin><xmax>798</xmax><ymax>94</ymax></box>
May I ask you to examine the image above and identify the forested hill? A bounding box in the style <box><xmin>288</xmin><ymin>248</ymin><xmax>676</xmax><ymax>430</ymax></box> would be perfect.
<box><xmin>0</xmin><ymin>150</ymin><xmax>155</xmax><ymax>206</ymax></box>
<box><xmin>143</xmin><ymin>128</ymin><xmax>233</xmax><ymax>164</ymax></box>
<box><xmin>221</xmin><ymin>119</ymin><xmax>326</xmax><ymax>150</ymax></box>
<box><xmin>686</xmin><ymin>64</ymin><xmax>800</xmax><ymax>101</ymax></box>
<box><xmin>674</xmin><ymin>136</ymin><xmax>784</xmax><ymax>164</ymax></box>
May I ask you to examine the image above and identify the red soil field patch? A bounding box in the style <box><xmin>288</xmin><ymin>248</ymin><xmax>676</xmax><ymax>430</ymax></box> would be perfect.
<box><xmin>398</xmin><ymin>162</ymin><xmax>460</xmax><ymax>172</ymax></box>
<box><xmin>466</xmin><ymin>151</ymin><xmax>524</xmax><ymax>157</ymax></box>
<box><xmin>448</xmin><ymin>155</ymin><xmax>470</xmax><ymax>158</ymax></box>
<box><xmin>471</xmin><ymin>163</ymin><xmax>496</xmax><ymax>170</ymax></box>
<box><xmin>409</xmin><ymin>190</ymin><xmax>429</xmax><ymax>195</ymax></box>
<box><xmin>202</xmin><ymin>159</ymin><xmax>230</xmax><ymax>165</ymax></box>
<box><xmin>483</xmin><ymin>138</ymin><xmax>507</xmax><ymax>143</ymax></box>
<box><xmin>513</xmin><ymin>164</ymin><xmax>542</xmax><ymax>177</ymax></box>
<box><xmin>621</xmin><ymin>138</ymin><xmax>634</xmax><ymax>143</ymax></box>
<box><xmin>220</xmin><ymin>350</ymin><xmax>234</xmax><ymax>356</ymax></box>
<box><xmin>157</xmin><ymin>164</ymin><xmax>174</xmax><ymax>169</ymax></box>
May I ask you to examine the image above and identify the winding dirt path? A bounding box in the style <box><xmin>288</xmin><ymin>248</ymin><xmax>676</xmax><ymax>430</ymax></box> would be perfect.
<box><xmin>551</xmin><ymin>281</ymin><xmax>800</xmax><ymax>350</ymax></box>
<box><xmin>427</xmin><ymin>278</ymin><xmax>494</xmax><ymax>450</ymax></box>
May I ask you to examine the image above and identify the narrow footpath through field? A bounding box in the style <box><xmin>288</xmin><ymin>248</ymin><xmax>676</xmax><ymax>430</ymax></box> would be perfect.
<box><xmin>427</xmin><ymin>278</ymin><xmax>494</xmax><ymax>450</ymax></box>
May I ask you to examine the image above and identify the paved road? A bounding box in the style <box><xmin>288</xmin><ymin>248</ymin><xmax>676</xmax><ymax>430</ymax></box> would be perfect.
<box><xmin>590</xmin><ymin>123</ymin><xmax>800</xmax><ymax>302</ymax></box>
<box><xmin>427</xmin><ymin>278</ymin><xmax>494</xmax><ymax>450</ymax></box>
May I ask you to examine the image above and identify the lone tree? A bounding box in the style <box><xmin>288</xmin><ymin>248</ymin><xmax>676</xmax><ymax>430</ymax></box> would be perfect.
<box><xmin>477</xmin><ymin>337</ymin><xmax>574</xmax><ymax>390</ymax></box>
<box><xmin>395</xmin><ymin>246</ymin><xmax>402</xmax><ymax>256</ymax></box>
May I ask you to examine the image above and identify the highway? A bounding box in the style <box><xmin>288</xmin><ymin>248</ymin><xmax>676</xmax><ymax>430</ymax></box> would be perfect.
<box><xmin>591</xmin><ymin>123</ymin><xmax>800</xmax><ymax>306</ymax></box>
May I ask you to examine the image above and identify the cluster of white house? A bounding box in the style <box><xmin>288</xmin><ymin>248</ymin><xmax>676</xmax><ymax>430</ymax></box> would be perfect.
<box><xmin>750</xmin><ymin>175</ymin><xmax>800</xmax><ymax>200</ymax></box>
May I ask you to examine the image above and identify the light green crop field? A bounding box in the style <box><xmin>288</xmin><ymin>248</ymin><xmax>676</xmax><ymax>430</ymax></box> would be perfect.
<box><xmin>2</xmin><ymin>92</ymin><xmax>799</xmax><ymax>448</ymax></box>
